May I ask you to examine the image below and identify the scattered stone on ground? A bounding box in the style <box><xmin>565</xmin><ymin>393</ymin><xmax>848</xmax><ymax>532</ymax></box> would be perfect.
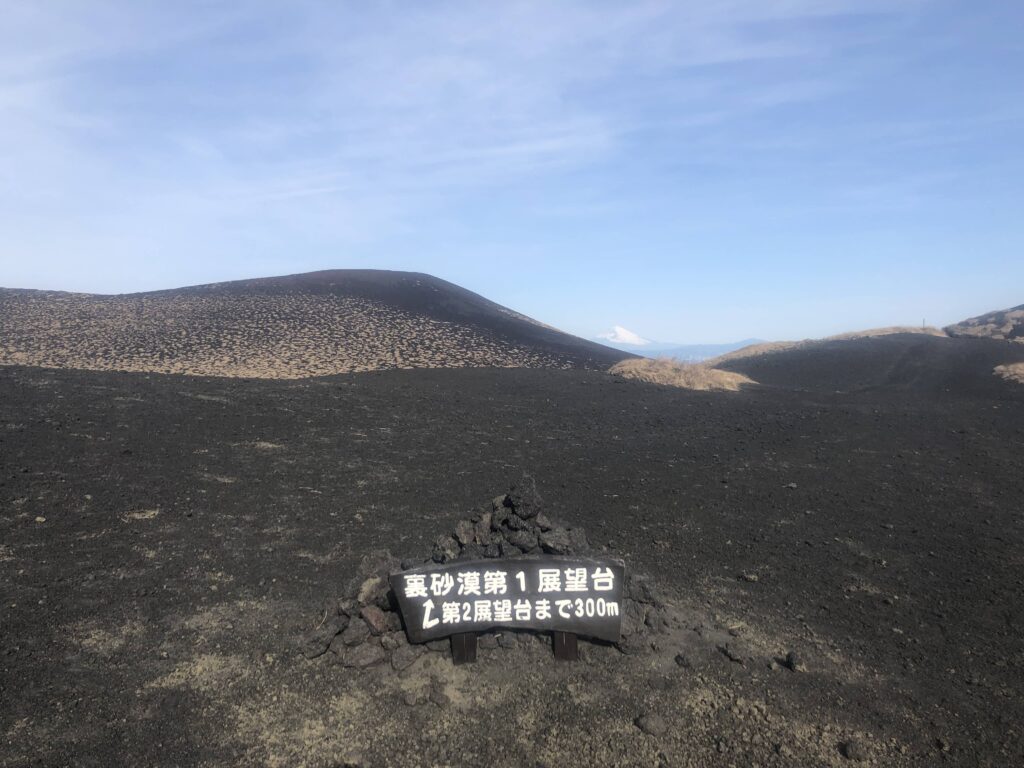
<box><xmin>635</xmin><ymin>713</ymin><xmax>669</xmax><ymax>737</ymax></box>
<box><xmin>783</xmin><ymin>650</ymin><xmax>807</xmax><ymax>672</ymax></box>
<box><xmin>841</xmin><ymin>737</ymin><xmax>871</xmax><ymax>761</ymax></box>
<box><xmin>718</xmin><ymin>644</ymin><xmax>746</xmax><ymax>665</ymax></box>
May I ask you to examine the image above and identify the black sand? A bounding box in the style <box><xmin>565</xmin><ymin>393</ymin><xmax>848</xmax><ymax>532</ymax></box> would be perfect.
<box><xmin>2</xmin><ymin>334</ymin><xmax>1023</xmax><ymax>765</ymax></box>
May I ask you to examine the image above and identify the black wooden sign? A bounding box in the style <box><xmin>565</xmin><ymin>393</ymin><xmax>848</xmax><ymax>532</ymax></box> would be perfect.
<box><xmin>389</xmin><ymin>556</ymin><xmax>625</xmax><ymax>644</ymax></box>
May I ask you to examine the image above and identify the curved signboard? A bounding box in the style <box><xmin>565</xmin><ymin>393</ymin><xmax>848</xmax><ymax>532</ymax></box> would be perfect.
<box><xmin>389</xmin><ymin>555</ymin><xmax>625</xmax><ymax>644</ymax></box>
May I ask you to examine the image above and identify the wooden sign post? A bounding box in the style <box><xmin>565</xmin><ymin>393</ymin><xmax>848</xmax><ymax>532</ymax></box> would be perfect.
<box><xmin>451</xmin><ymin>632</ymin><xmax>478</xmax><ymax>665</ymax></box>
<box><xmin>552</xmin><ymin>630</ymin><xmax>578</xmax><ymax>662</ymax></box>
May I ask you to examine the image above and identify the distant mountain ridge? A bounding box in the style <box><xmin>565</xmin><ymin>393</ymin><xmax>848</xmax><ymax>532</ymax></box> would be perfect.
<box><xmin>598</xmin><ymin>336</ymin><xmax>763</xmax><ymax>362</ymax></box>
<box><xmin>709</xmin><ymin>326</ymin><xmax>947</xmax><ymax>365</ymax></box>
<box><xmin>0</xmin><ymin>270</ymin><xmax>632</xmax><ymax>378</ymax></box>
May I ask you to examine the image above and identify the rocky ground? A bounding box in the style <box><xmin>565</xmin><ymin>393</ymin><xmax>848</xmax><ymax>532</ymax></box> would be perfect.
<box><xmin>2</xmin><ymin>336</ymin><xmax>1024</xmax><ymax>766</ymax></box>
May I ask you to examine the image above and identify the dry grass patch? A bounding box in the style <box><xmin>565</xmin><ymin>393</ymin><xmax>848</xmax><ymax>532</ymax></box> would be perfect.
<box><xmin>994</xmin><ymin>362</ymin><xmax>1024</xmax><ymax>385</ymax></box>
<box><xmin>610</xmin><ymin>357</ymin><xmax>754</xmax><ymax>391</ymax></box>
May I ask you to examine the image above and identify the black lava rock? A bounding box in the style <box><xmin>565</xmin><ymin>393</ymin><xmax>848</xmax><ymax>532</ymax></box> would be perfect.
<box><xmin>635</xmin><ymin>713</ymin><xmax>668</xmax><ymax>737</ymax></box>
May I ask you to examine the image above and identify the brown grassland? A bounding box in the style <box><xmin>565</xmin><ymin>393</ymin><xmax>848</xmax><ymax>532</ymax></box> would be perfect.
<box><xmin>609</xmin><ymin>357</ymin><xmax>755</xmax><ymax>391</ymax></box>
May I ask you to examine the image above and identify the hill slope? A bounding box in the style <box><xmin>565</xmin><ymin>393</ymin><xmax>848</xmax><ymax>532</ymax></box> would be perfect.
<box><xmin>945</xmin><ymin>303</ymin><xmax>1024</xmax><ymax>341</ymax></box>
<box><xmin>0</xmin><ymin>270</ymin><xmax>630</xmax><ymax>377</ymax></box>
<box><xmin>716</xmin><ymin>333</ymin><xmax>1024</xmax><ymax>397</ymax></box>
<box><xmin>710</xmin><ymin>326</ymin><xmax>947</xmax><ymax>366</ymax></box>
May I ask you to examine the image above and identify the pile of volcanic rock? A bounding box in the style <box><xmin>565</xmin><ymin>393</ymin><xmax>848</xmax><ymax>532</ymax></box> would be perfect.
<box><xmin>300</xmin><ymin>479</ymin><xmax>674</xmax><ymax>670</ymax></box>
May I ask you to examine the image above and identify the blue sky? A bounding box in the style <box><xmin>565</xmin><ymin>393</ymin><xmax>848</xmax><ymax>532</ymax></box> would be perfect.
<box><xmin>1</xmin><ymin>1</ymin><xmax>1021</xmax><ymax>343</ymax></box>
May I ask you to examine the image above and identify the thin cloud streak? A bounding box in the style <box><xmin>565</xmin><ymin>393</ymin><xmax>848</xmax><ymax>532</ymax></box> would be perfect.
<box><xmin>0</xmin><ymin>1</ymin><xmax>905</xmax><ymax>212</ymax></box>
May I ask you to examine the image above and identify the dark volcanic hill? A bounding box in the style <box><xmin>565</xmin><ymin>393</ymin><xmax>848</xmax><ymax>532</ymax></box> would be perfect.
<box><xmin>717</xmin><ymin>333</ymin><xmax>1024</xmax><ymax>397</ymax></box>
<box><xmin>0</xmin><ymin>270</ymin><xmax>631</xmax><ymax>377</ymax></box>
<box><xmin>945</xmin><ymin>303</ymin><xmax>1024</xmax><ymax>342</ymax></box>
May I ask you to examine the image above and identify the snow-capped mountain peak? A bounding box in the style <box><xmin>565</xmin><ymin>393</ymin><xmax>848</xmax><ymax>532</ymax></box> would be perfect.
<box><xmin>597</xmin><ymin>325</ymin><xmax>651</xmax><ymax>346</ymax></box>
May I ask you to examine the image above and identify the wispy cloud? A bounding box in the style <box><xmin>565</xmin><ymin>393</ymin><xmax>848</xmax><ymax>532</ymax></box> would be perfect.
<box><xmin>3</xmin><ymin>0</ymin><xmax>1003</xmax><ymax>296</ymax></box>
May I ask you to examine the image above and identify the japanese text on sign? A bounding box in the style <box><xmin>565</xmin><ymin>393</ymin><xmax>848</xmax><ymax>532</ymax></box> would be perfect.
<box><xmin>388</xmin><ymin>556</ymin><xmax>625</xmax><ymax>643</ymax></box>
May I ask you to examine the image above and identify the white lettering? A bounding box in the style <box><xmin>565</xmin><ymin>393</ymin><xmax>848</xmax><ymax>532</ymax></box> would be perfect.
<box><xmin>473</xmin><ymin>600</ymin><xmax>493</xmax><ymax>622</ymax></box>
<box><xmin>564</xmin><ymin>567</ymin><xmax>588</xmax><ymax>592</ymax></box>
<box><xmin>441</xmin><ymin>601</ymin><xmax>461</xmax><ymax>624</ymax></box>
<box><xmin>538</xmin><ymin>569</ymin><xmax>561</xmax><ymax>593</ymax></box>
<box><xmin>457</xmin><ymin>571</ymin><xmax>481</xmax><ymax>596</ymax></box>
<box><xmin>514</xmin><ymin>599</ymin><xmax>532</xmax><ymax>621</ymax></box>
<box><xmin>493</xmin><ymin>599</ymin><xmax>513</xmax><ymax>622</ymax></box>
<box><xmin>404</xmin><ymin>574</ymin><xmax>428</xmax><ymax>598</ymax></box>
<box><xmin>430</xmin><ymin>572</ymin><xmax>455</xmax><ymax>597</ymax></box>
<box><xmin>483</xmin><ymin>571</ymin><xmax>508</xmax><ymax>595</ymax></box>
<box><xmin>421</xmin><ymin>599</ymin><xmax>439</xmax><ymax>629</ymax></box>
<box><xmin>535</xmin><ymin>598</ymin><xmax>552</xmax><ymax>620</ymax></box>
<box><xmin>592</xmin><ymin>568</ymin><xmax>615</xmax><ymax>592</ymax></box>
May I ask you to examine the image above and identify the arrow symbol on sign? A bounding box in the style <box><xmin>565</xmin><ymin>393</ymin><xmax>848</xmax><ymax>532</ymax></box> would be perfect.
<box><xmin>422</xmin><ymin>599</ymin><xmax>439</xmax><ymax>629</ymax></box>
